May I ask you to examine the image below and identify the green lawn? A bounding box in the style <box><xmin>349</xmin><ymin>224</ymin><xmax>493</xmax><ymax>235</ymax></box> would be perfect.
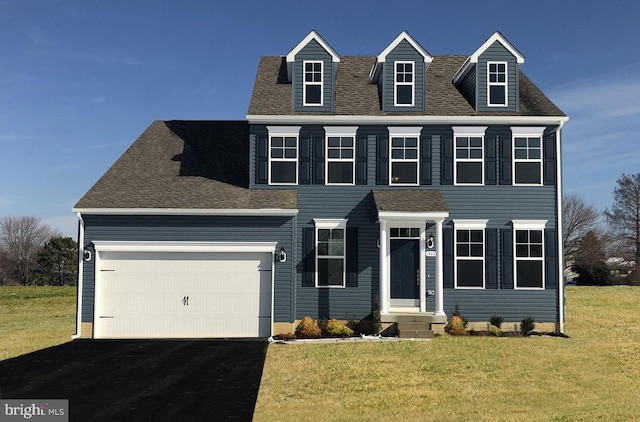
<box><xmin>254</xmin><ymin>286</ymin><xmax>640</xmax><ymax>421</ymax></box>
<box><xmin>0</xmin><ymin>286</ymin><xmax>77</xmax><ymax>360</ymax></box>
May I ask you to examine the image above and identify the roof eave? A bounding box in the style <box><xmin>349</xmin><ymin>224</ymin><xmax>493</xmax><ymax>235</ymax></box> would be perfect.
<box><xmin>73</xmin><ymin>207</ymin><xmax>299</xmax><ymax>216</ymax></box>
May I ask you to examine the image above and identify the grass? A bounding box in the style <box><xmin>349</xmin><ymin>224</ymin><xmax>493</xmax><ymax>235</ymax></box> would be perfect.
<box><xmin>0</xmin><ymin>286</ymin><xmax>77</xmax><ymax>360</ymax></box>
<box><xmin>254</xmin><ymin>286</ymin><xmax>640</xmax><ymax>421</ymax></box>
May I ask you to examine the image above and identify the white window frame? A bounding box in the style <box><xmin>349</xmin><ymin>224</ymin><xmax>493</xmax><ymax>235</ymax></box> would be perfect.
<box><xmin>452</xmin><ymin>126</ymin><xmax>487</xmax><ymax>186</ymax></box>
<box><xmin>487</xmin><ymin>61</ymin><xmax>508</xmax><ymax>107</ymax></box>
<box><xmin>513</xmin><ymin>220</ymin><xmax>547</xmax><ymax>290</ymax></box>
<box><xmin>388</xmin><ymin>127</ymin><xmax>421</xmax><ymax>186</ymax></box>
<box><xmin>394</xmin><ymin>61</ymin><xmax>415</xmax><ymax>106</ymax></box>
<box><xmin>324</xmin><ymin>126</ymin><xmax>357</xmax><ymax>186</ymax></box>
<box><xmin>314</xmin><ymin>219</ymin><xmax>348</xmax><ymax>288</ymax></box>
<box><xmin>303</xmin><ymin>60</ymin><xmax>323</xmax><ymax>106</ymax></box>
<box><xmin>453</xmin><ymin>220</ymin><xmax>488</xmax><ymax>289</ymax></box>
<box><xmin>511</xmin><ymin>127</ymin><xmax>545</xmax><ymax>186</ymax></box>
<box><xmin>267</xmin><ymin>126</ymin><xmax>301</xmax><ymax>186</ymax></box>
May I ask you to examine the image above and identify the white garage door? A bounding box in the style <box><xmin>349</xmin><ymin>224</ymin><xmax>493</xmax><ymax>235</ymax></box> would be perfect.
<box><xmin>94</xmin><ymin>248</ymin><xmax>273</xmax><ymax>339</ymax></box>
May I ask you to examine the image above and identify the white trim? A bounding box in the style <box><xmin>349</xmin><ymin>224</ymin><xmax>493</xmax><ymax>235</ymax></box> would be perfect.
<box><xmin>469</xmin><ymin>32</ymin><xmax>525</xmax><ymax>64</ymax></box>
<box><xmin>511</xmin><ymin>127</ymin><xmax>544</xmax><ymax>186</ymax></box>
<box><xmin>388</xmin><ymin>126</ymin><xmax>423</xmax><ymax>137</ymax></box>
<box><xmin>453</xmin><ymin>220</ymin><xmax>488</xmax><ymax>289</ymax></box>
<box><xmin>266</xmin><ymin>126</ymin><xmax>302</xmax><ymax>136</ymax></box>
<box><xmin>512</xmin><ymin>221</ymin><xmax>547</xmax><ymax>290</ymax></box>
<box><xmin>303</xmin><ymin>60</ymin><xmax>323</xmax><ymax>107</ymax></box>
<box><xmin>487</xmin><ymin>61</ymin><xmax>508</xmax><ymax>107</ymax></box>
<box><xmin>72</xmin><ymin>212</ymin><xmax>84</xmax><ymax>340</ymax></box>
<box><xmin>324</xmin><ymin>127</ymin><xmax>358</xmax><ymax>186</ymax></box>
<box><xmin>394</xmin><ymin>61</ymin><xmax>415</xmax><ymax>107</ymax></box>
<box><xmin>451</xmin><ymin>126</ymin><xmax>488</xmax><ymax>136</ymax></box>
<box><xmin>389</xmin><ymin>129</ymin><xmax>420</xmax><ymax>186</ymax></box>
<box><xmin>72</xmin><ymin>208</ymin><xmax>299</xmax><ymax>216</ymax></box>
<box><xmin>453</xmin><ymin>127</ymin><xmax>487</xmax><ymax>186</ymax></box>
<box><xmin>378</xmin><ymin>211</ymin><xmax>449</xmax><ymax>221</ymax></box>
<box><xmin>313</xmin><ymin>218</ymin><xmax>348</xmax><ymax>229</ymax></box>
<box><xmin>92</xmin><ymin>241</ymin><xmax>279</xmax><ymax>254</ymax></box>
<box><xmin>377</xmin><ymin>31</ymin><xmax>432</xmax><ymax>63</ymax></box>
<box><xmin>267</xmin><ymin>126</ymin><xmax>300</xmax><ymax>186</ymax></box>
<box><xmin>556</xmin><ymin>121</ymin><xmax>565</xmax><ymax>333</ymax></box>
<box><xmin>510</xmin><ymin>127</ymin><xmax>546</xmax><ymax>137</ymax></box>
<box><xmin>247</xmin><ymin>115</ymin><xmax>569</xmax><ymax>126</ymax></box>
<box><xmin>314</xmin><ymin>219</ymin><xmax>348</xmax><ymax>288</ymax></box>
<box><xmin>512</xmin><ymin>220</ymin><xmax>548</xmax><ymax>230</ymax></box>
<box><xmin>286</xmin><ymin>30</ymin><xmax>340</xmax><ymax>64</ymax></box>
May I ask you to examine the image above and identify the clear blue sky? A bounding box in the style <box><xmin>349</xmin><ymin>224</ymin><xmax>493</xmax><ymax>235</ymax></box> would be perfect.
<box><xmin>1</xmin><ymin>0</ymin><xmax>638</xmax><ymax>237</ymax></box>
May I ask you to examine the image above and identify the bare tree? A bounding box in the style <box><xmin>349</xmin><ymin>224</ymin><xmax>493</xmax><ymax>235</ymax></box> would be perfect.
<box><xmin>605</xmin><ymin>174</ymin><xmax>640</xmax><ymax>278</ymax></box>
<box><xmin>563</xmin><ymin>193</ymin><xmax>600</xmax><ymax>268</ymax></box>
<box><xmin>0</xmin><ymin>216</ymin><xmax>58</xmax><ymax>285</ymax></box>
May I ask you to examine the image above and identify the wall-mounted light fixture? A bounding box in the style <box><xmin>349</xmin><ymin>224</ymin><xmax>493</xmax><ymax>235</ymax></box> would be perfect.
<box><xmin>83</xmin><ymin>248</ymin><xmax>92</xmax><ymax>262</ymax></box>
<box><xmin>427</xmin><ymin>234</ymin><xmax>435</xmax><ymax>249</ymax></box>
<box><xmin>278</xmin><ymin>247</ymin><xmax>287</xmax><ymax>263</ymax></box>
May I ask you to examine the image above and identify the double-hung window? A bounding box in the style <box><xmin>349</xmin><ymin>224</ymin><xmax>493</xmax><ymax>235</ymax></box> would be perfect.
<box><xmin>325</xmin><ymin>127</ymin><xmax>357</xmax><ymax>185</ymax></box>
<box><xmin>453</xmin><ymin>126</ymin><xmax>487</xmax><ymax>185</ymax></box>
<box><xmin>267</xmin><ymin>126</ymin><xmax>300</xmax><ymax>185</ymax></box>
<box><xmin>388</xmin><ymin>127</ymin><xmax>421</xmax><ymax>186</ymax></box>
<box><xmin>454</xmin><ymin>220</ymin><xmax>487</xmax><ymax>288</ymax></box>
<box><xmin>314</xmin><ymin>219</ymin><xmax>347</xmax><ymax>288</ymax></box>
<box><xmin>513</xmin><ymin>220</ymin><xmax>546</xmax><ymax>289</ymax></box>
<box><xmin>303</xmin><ymin>61</ymin><xmax>323</xmax><ymax>106</ymax></box>
<box><xmin>488</xmin><ymin>61</ymin><xmax>507</xmax><ymax>106</ymax></box>
<box><xmin>512</xmin><ymin>127</ymin><xmax>545</xmax><ymax>185</ymax></box>
<box><xmin>395</xmin><ymin>61</ymin><xmax>414</xmax><ymax>106</ymax></box>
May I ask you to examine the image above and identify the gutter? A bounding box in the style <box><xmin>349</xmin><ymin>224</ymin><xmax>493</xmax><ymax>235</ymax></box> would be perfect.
<box><xmin>71</xmin><ymin>212</ymin><xmax>84</xmax><ymax>340</ymax></box>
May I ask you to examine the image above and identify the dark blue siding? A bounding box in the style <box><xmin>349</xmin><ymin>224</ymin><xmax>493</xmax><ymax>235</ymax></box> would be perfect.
<box><xmin>81</xmin><ymin>215</ymin><xmax>294</xmax><ymax>324</ymax></box>
<box><xmin>476</xmin><ymin>41</ymin><xmax>519</xmax><ymax>112</ymax></box>
<box><xmin>382</xmin><ymin>40</ymin><xmax>426</xmax><ymax>112</ymax></box>
<box><xmin>292</xmin><ymin>40</ymin><xmax>334</xmax><ymax>112</ymax></box>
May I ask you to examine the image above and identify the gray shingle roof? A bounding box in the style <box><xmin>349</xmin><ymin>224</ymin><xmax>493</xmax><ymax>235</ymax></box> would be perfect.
<box><xmin>74</xmin><ymin>121</ymin><xmax>297</xmax><ymax>210</ymax></box>
<box><xmin>247</xmin><ymin>55</ymin><xmax>565</xmax><ymax>117</ymax></box>
<box><xmin>372</xmin><ymin>190</ymin><xmax>449</xmax><ymax>213</ymax></box>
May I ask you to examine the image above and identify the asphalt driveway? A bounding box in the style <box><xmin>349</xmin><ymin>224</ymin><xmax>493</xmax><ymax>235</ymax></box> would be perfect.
<box><xmin>0</xmin><ymin>340</ymin><xmax>268</xmax><ymax>421</ymax></box>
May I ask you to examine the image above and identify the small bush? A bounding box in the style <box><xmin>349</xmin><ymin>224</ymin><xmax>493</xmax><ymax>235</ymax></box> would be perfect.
<box><xmin>273</xmin><ymin>332</ymin><xmax>295</xmax><ymax>341</ymax></box>
<box><xmin>489</xmin><ymin>325</ymin><xmax>502</xmax><ymax>337</ymax></box>
<box><xmin>295</xmin><ymin>316</ymin><xmax>322</xmax><ymax>338</ymax></box>
<box><xmin>445</xmin><ymin>315</ymin><xmax>469</xmax><ymax>336</ymax></box>
<box><xmin>452</xmin><ymin>303</ymin><xmax>469</xmax><ymax>328</ymax></box>
<box><xmin>346</xmin><ymin>318</ymin><xmax>362</xmax><ymax>335</ymax></box>
<box><xmin>325</xmin><ymin>319</ymin><xmax>355</xmax><ymax>337</ymax></box>
<box><xmin>520</xmin><ymin>316</ymin><xmax>535</xmax><ymax>335</ymax></box>
<box><xmin>490</xmin><ymin>315</ymin><xmax>503</xmax><ymax>329</ymax></box>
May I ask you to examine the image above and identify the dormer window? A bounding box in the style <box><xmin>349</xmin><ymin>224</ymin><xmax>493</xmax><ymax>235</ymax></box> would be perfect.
<box><xmin>395</xmin><ymin>61</ymin><xmax>414</xmax><ymax>106</ymax></box>
<box><xmin>487</xmin><ymin>61</ymin><xmax>507</xmax><ymax>106</ymax></box>
<box><xmin>303</xmin><ymin>61</ymin><xmax>323</xmax><ymax>106</ymax></box>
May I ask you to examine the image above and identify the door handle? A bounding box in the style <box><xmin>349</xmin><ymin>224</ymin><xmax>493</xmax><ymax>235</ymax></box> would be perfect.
<box><xmin>182</xmin><ymin>296</ymin><xmax>189</xmax><ymax>306</ymax></box>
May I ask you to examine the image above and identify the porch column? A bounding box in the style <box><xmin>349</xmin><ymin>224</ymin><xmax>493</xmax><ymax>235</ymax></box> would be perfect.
<box><xmin>435</xmin><ymin>218</ymin><xmax>445</xmax><ymax>316</ymax></box>
<box><xmin>379</xmin><ymin>220</ymin><xmax>389</xmax><ymax>314</ymax></box>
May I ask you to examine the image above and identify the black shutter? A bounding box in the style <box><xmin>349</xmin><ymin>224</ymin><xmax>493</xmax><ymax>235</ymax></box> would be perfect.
<box><xmin>302</xmin><ymin>227</ymin><xmax>315</xmax><ymax>287</ymax></box>
<box><xmin>441</xmin><ymin>135</ymin><xmax>453</xmax><ymax>185</ymax></box>
<box><xmin>545</xmin><ymin>229</ymin><xmax>558</xmax><ymax>289</ymax></box>
<box><xmin>346</xmin><ymin>227</ymin><xmax>358</xmax><ymax>287</ymax></box>
<box><xmin>299</xmin><ymin>136</ymin><xmax>311</xmax><ymax>185</ymax></box>
<box><xmin>313</xmin><ymin>135</ymin><xmax>324</xmax><ymax>184</ymax></box>
<box><xmin>501</xmin><ymin>228</ymin><xmax>513</xmax><ymax>289</ymax></box>
<box><xmin>500</xmin><ymin>136</ymin><xmax>512</xmax><ymax>185</ymax></box>
<box><xmin>420</xmin><ymin>135</ymin><xmax>432</xmax><ymax>185</ymax></box>
<box><xmin>543</xmin><ymin>132</ymin><xmax>556</xmax><ymax>186</ymax></box>
<box><xmin>356</xmin><ymin>137</ymin><xmax>368</xmax><ymax>185</ymax></box>
<box><xmin>485</xmin><ymin>228</ymin><xmax>498</xmax><ymax>289</ymax></box>
<box><xmin>485</xmin><ymin>136</ymin><xmax>497</xmax><ymax>185</ymax></box>
<box><xmin>376</xmin><ymin>136</ymin><xmax>388</xmax><ymax>185</ymax></box>
<box><xmin>443</xmin><ymin>226</ymin><xmax>454</xmax><ymax>289</ymax></box>
<box><xmin>256</xmin><ymin>135</ymin><xmax>268</xmax><ymax>184</ymax></box>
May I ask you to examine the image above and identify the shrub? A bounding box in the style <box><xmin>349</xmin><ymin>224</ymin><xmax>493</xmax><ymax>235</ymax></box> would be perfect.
<box><xmin>452</xmin><ymin>303</ymin><xmax>469</xmax><ymax>328</ymax></box>
<box><xmin>490</xmin><ymin>315</ymin><xmax>503</xmax><ymax>329</ymax></box>
<box><xmin>489</xmin><ymin>325</ymin><xmax>502</xmax><ymax>337</ymax></box>
<box><xmin>325</xmin><ymin>319</ymin><xmax>355</xmax><ymax>337</ymax></box>
<box><xmin>520</xmin><ymin>317</ymin><xmax>535</xmax><ymax>335</ymax></box>
<box><xmin>295</xmin><ymin>316</ymin><xmax>322</xmax><ymax>338</ymax></box>
<box><xmin>445</xmin><ymin>315</ymin><xmax>469</xmax><ymax>336</ymax></box>
<box><xmin>346</xmin><ymin>318</ymin><xmax>362</xmax><ymax>335</ymax></box>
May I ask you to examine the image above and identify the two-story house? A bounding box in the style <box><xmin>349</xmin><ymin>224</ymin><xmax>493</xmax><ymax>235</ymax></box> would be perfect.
<box><xmin>73</xmin><ymin>30</ymin><xmax>567</xmax><ymax>339</ymax></box>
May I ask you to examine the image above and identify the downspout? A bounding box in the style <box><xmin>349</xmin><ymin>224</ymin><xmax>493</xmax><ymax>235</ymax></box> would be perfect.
<box><xmin>556</xmin><ymin>120</ymin><xmax>565</xmax><ymax>333</ymax></box>
<box><xmin>71</xmin><ymin>212</ymin><xmax>84</xmax><ymax>340</ymax></box>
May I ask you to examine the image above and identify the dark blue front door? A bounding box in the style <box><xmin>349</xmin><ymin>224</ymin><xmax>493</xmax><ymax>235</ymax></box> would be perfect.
<box><xmin>390</xmin><ymin>239</ymin><xmax>419</xmax><ymax>300</ymax></box>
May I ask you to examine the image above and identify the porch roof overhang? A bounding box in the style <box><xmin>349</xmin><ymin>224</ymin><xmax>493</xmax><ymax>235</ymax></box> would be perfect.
<box><xmin>373</xmin><ymin>190</ymin><xmax>449</xmax><ymax>220</ymax></box>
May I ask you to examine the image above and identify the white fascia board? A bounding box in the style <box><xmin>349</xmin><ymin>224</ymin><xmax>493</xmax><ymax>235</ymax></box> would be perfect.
<box><xmin>247</xmin><ymin>115</ymin><xmax>569</xmax><ymax>126</ymax></box>
<box><xmin>469</xmin><ymin>32</ymin><xmax>525</xmax><ymax>64</ymax></box>
<box><xmin>93</xmin><ymin>241</ymin><xmax>278</xmax><ymax>254</ymax></box>
<box><xmin>286</xmin><ymin>30</ymin><xmax>340</xmax><ymax>64</ymax></box>
<box><xmin>377</xmin><ymin>31</ymin><xmax>432</xmax><ymax>63</ymax></box>
<box><xmin>73</xmin><ymin>208</ymin><xmax>299</xmax><ymax>216</ymax></box>
<box><xmin>452</xmin><ymin>57</ymin><xmax>472</xmax><ymax>84</ymax></box>
<box><xmin>378</xmin><ymin>211</ymin><xmax>449</xmax><ymax>221</ymax></box>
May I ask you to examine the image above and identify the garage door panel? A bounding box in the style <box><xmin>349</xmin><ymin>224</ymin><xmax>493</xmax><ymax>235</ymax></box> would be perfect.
<box><xmin>95</xmin><ymin>250</ymin><xmax>272</xmax><ymax>339</ymax></box>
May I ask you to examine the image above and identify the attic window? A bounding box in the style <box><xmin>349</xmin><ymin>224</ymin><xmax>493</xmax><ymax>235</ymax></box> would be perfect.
<box><xmin>304</xmin><ymin>61</ymin><xmax>323</xmax><ymax>106</ymax></box>
<box><xmin>395</xmin><ymin>61</ymin><xmax>414</xmax><ymax>106</ymax></box>
<box><xmin>487</xmin><ymin>62</ymin><xmax>507</xmax><ymax>106</ymax></box>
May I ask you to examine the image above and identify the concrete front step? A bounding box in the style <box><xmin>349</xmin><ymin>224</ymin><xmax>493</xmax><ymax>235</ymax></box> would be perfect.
<box><xmin>397</xmin><ymin>328</ymin><xmax>435</xmax><ymax>339</ymax></box>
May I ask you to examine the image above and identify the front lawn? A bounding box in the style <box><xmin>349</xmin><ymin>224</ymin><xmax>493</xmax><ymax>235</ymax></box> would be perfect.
<box><xmin>254</xmin><ymin>286</ymin><xmax>640</xmax><ymax>421</ymax></box>
<box><xmin>0</xmin><ymin>286</ymin><xmax>76</xmax><ymax>360</ymax></box>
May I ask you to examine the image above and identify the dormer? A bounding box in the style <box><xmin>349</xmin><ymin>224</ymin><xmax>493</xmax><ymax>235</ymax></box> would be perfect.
<box><xmin>286</xmin><ymin>30</ymin><xmax>340</xmax><ymax>112</ymax></box>
<box><xmin>452</xmin><ymin>31</ymin><xmax>525</xmax><ymax>112</ymax></box>
<box><xmin>369</xmin><ymin>31</ymin><xmax>432</xmax><ymax>112</ymax></box>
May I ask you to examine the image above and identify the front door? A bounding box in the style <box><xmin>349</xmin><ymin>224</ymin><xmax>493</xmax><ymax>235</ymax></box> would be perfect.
<box><xmin>390</xmin><ymin>239</ymin><xmax>419</xmax><ymax>307</ymax></box>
